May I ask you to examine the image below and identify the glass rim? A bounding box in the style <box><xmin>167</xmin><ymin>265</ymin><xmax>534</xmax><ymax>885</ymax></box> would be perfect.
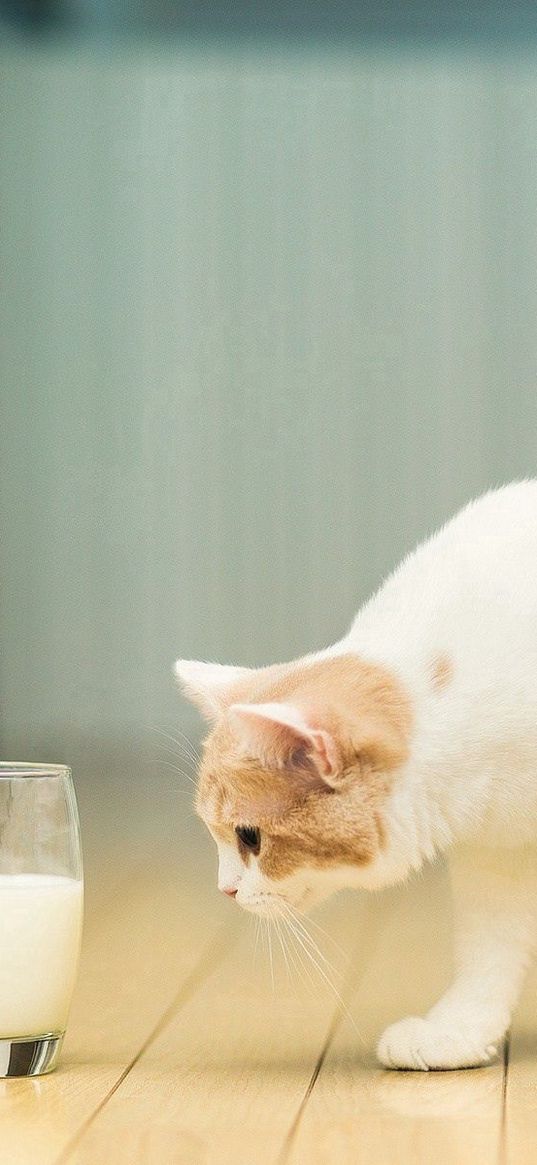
<box><xmin>0</xmin><ymin>762</ymin><xmax>72</xmax><ymax>779</ymax></box>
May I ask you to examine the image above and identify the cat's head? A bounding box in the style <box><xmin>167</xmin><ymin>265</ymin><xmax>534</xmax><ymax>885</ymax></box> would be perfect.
<box><xmin>175</xmin><ymin>654</ymin><xmax>411</xmax><ymax>917</ymax></box>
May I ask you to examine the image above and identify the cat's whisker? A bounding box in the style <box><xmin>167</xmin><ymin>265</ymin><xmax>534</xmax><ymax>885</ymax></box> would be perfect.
<box><xmin>288</xmin><ymin>905</ymin><xmax>350</xmax><ymax>964</ymax></box>
<box><xmin>274</xmin><ymin>916</ymin><xmax>293</xmax><ymax>986</ymax></box>
<box><xmin>258</xmin><ymin>917</ymin><xmax>266</xmax><ymax>962</ymax></box>
<box><xmin>260</xmin><ymin>918</ymin><xmax>273</xmax><ymax>992</ymax></box>
<box><xmin>280</xmin><ymin>917</ymin><xmax>319</xmax><ymax>997</ymax></box>
<box><xmin>147</xmin><ymin>762</ymin><xmax>193</xmax><ymax>787</ymax></box>
<box><xmin>279</xmin><ymin>907</ymin><xmax>365</xmax><ymax>1043</ymax></box>
<box><xmin>145</xmin><ymin>762</ymin><xmax>197</xmax><ymax>804</ymax></box>
<box><xmin>282</xmin><ymin>909</ymin><xmax>336</xmax><ymax>986</ymax></box>
<box><xmin>150</xmin><ymin>735</ymin><xmax>186</xmax><ymax>757</ymax></box>
<box><xmin>280</xmin><ymin>925</ymin><xmax>302</xmax><ymax>980</ymax></box>
<box><xmin>153</xmin><ymin>759</ymin><xmax>197</xmax><ymax>786</ymax></box>
<box><xmin>149</xmin><ymin>726</ymin><xmax>201</xmax><ymax>767</ymax></box>
<box><xmin>156</xmin><ymin>741</ymin><xmax>200</xmax><ymax>773</ymax></box>
<box><xmin>149</xmin><ymin>734</ymin><xmax>198</xmax><ymax>772</ymax></box>
<box><xmin>280</xmin><ymin>902</ymin><xmax>341</xmax><ymax>979</ymax></box>
<box><xmin>253</xmin><ymin>916</ymin><xmax>261</xmax><ymax>973</ymax></box>
<box><xmin>153</xmin><ymin>743</ymin><xmax>196</xmax><ymax>770</ymax></box>
<box><xmin>151</xmin><ymin>724</ymin><xmax>201</xmax><ymax>756</ymax></box>
<box><xmin>287</xmin><ymin>918</ymin><xmax>345</xmax><ymax>1005</ymax></box>
<box><xmin>290</xmin><ymin>919</ymin><xmax>368</xmax><ymax>1046</ymax></box>
<box><xmin>272</xmin><ymin>916</ymin><xmax>283</xmax><ymax>974</ymax></box>
<box><xmin>267</xmin><ymin>919</ymin><xmax>275</xmax><ymax>994</ymax></box>
<box><xmin>285</xmin><ymin>909</ymin><xmax>353</xmax><ymax>998</ymax></box>
<box><xmin>268</xmin><ymin>911</ymin><xmax>299</xmax><ymax>986</ymax></box>
<box><xmin>172</xmin><ymin>741</ymin><xmax>201</xmax><ymax>770</ymax></box>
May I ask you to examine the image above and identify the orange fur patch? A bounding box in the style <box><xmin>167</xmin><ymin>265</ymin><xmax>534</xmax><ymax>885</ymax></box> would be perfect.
<box><xmin>196</xmin><ymin>653</ymin><xmax>412</xmax><ymax>880</ymax></box>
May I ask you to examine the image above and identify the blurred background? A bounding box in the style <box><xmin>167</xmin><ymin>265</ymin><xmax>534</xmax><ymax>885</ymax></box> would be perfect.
<box><xmin>2</xmin><ymin>1</ymin><xmax>537</xmax><ymax>869</ymax></box>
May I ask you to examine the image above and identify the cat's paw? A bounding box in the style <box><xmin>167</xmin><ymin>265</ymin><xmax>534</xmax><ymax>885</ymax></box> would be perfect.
<box><xmin>377</xmin><ymin>1017</ymin><xmax>499</xmax><ymax>1071</ymax></box>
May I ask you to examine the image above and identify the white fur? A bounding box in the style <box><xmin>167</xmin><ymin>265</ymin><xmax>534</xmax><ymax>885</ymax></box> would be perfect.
<box><xmin>335</xmin><ymin>481</ymin><xmax>537</xmax><ymax>1068</ymax></box>
<box><xmin>214</xmin><ymin>834</ymin><xmax>313</xmax><ymax>914</ymax></box>
<box><xmin>174</xmin><ymin>660</ymin><xmax>251</xmax><ymax>720</ymax></box>
<box><xmin>187</xmin><ymin>482</ymin><xmax>537</xmax><ymax>1069</ymax></box>
<box><xmin>340</xmin><ymin>481</ymin><xmax>537</xmax><ymax>863</ymax></box>
<box><xmin>214</xmin><ymin>839</ymin><xmax>244</xmax><ymax>895</ymax></box>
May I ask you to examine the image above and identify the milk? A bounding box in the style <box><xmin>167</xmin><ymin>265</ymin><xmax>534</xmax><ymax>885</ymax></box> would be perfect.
<box><xmin>0</xmin><ymin>874</ymin><xmax>83</xmax><ymax>1037</ymax></box>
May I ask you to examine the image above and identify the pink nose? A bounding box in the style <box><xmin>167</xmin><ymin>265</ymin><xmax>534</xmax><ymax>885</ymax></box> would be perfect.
<box><xmin>222</xmin><ymin>887</ymin><xmax>238</xmax><ymax>898</ymax></box>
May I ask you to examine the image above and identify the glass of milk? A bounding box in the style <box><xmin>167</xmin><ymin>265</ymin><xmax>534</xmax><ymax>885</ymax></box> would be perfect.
<box><xmin>0</xmin><ymin>762</ymin><xmax>83</xmax><ymax>1076</ymax></box>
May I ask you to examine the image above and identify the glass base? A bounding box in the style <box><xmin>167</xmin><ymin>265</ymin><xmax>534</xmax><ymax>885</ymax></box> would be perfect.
<box><xmin>0</xmin><ymin>1034</ymin><xmax>64</xmax><ymax>1077</ymax></box>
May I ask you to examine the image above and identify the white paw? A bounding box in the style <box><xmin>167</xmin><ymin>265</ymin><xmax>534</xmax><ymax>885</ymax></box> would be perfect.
<box><xmin>377</xmin><ymin>1017</ymin><xmax>500</xmax><ymax>1071</ymax></box>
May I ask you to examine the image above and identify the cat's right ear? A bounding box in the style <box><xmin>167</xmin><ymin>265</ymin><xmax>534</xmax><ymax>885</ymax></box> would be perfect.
<box><xmin>174</xmin><ymin>660</ymin><xmax>252</xmax><ymax>722</ymax></box>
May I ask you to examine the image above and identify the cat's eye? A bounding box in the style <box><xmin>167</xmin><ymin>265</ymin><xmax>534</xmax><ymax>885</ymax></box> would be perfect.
<box><xmin>235</xmin><ymin>826</ymin><xmax>261</xmax><ymax>854</ymax></box>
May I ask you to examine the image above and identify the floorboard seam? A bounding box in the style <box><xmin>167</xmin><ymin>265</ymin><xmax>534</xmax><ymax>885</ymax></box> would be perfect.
<box><xmin>275</xmin><ymin>901</ymin><xmax>387</xmax><ymax>1165</ymax></box>
<box><xmin>497</xmin><ymin>1031</ymin><xmax>510</xmax><ymax>1165</ymax></box>
<box><xmin>53</xmin><ymin>921</ymin><xmax>232</xmax><ymax>1165</ymax></box>
<box><xmin>275</xmin><ymin>1006</ymin><xmax>345</xmax><ymax>1165</ymax></box>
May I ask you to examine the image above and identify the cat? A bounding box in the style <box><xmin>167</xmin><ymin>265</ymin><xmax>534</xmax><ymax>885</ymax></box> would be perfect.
<box><xmin>175</xmin><ymin>480</ymin><xmax>537</xmax><ymax>1071</ymax></box>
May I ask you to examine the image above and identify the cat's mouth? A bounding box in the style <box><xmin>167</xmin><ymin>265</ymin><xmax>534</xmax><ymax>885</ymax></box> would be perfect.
<box><xmin>236</xmin><ymin>888</ymin><xmax>311</xmax><ymax>918</ymax></box>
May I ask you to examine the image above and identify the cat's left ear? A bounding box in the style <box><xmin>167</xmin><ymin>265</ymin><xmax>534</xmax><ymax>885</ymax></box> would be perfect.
<box><xmin>228</xmin><ymin>701</ymin><xmax>342</xmax><ymax>786</ymax></box>
<box><xmin>174</xmin><ymin>660</ymin><xmax>252</xmax><ymax>722</ymax></box>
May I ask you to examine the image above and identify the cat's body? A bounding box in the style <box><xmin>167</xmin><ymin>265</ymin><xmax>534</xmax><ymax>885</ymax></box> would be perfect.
<box><xmin>344</xmin><ymin>480</ymin><xmax>537</xmax><ymax>867</ymax></box>
<box><xmin>176</xmin><ymin>481</ymin><xmax>537</xmax><ymax>1070</ymax></box>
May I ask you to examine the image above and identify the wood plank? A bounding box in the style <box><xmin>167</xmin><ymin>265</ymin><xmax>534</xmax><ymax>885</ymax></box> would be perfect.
<box><xmin>499</xmin><ymin>964</ymin><xmax>537</xmax><ymax>1165</ymax></box>
<box><xmin>287</xmin><ymin>863</ymin><xmax>505</xmax><ymax>1165</ymax></box>
<box><xmin>58</xmin><ymin>886</ymin><xmax>379</xmax><ymax>1165</ymax></box>
<box><xmin>0</xmin><ymin>841</ymin><xmax>235</xmax><ymax>1165</ymax></box>
<box><xmin>0</xmin><ymin>833</ymin><xmax>511</xmax><ymax>1165</ymax></box>
<box><xmin>287</xmin><ymin>1053</ymin><xmax>504</xmax><ymax>1165</ymax></box>
<box><xmin>54</xmin><ymin>861</ymin><xmax>487</xmax><ymax>1165</ymax></box>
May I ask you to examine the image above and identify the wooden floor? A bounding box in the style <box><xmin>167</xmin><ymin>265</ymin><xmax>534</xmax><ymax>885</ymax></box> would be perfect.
<box><xmin>4</xmin><ymin>814</ymin><xmax>537</xmax><ymax>1165</ymax></box>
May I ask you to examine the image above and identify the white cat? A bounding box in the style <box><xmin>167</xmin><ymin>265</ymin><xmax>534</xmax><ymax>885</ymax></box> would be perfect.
<box><xmin>176</xmin><ymin>481</ymin><xmax>537</xmax><ymax>1070</ymax></box>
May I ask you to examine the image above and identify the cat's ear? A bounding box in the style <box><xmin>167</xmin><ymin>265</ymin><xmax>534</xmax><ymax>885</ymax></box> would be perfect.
<box><xmin>174</xmin><ymin>660</ymin><xmax>252</xmax><ymax>722</ymax></box>
<box><xmin>228</xmin><ymin>701</ymin><xmax>341</xmax><ymax>786</ymax></box>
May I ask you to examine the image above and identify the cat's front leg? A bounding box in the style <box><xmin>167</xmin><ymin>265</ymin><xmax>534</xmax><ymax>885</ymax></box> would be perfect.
<box><xmin>377</xmin><ymin>845</ymin><xmax>536</xmax><ymax>1070</ymax></box>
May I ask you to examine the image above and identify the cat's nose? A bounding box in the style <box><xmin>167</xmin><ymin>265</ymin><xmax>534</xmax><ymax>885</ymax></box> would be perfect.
<box><xmin>221</xmin><ymin>886</ymin><xmax>238</xmax><ymax>898</ymax></box>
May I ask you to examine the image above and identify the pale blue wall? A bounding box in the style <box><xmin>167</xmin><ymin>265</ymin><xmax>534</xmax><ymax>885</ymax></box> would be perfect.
<box><xmin>1</xmin><ymin>30</ymin><xmax>537</xmax><ymax>832</ymax></box>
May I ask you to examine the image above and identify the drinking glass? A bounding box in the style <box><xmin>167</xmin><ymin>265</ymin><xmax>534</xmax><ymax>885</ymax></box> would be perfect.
<box><xmin>0</xmin><ymin>762</ymin><xmax>83</xmax><ymax>1076</ymax></box>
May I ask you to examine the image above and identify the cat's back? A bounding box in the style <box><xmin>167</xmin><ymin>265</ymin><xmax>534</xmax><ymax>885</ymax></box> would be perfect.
<box><xmin>349</xmin><ymin>480</ymin><xmax>537</xmax><ymax>661</ymax></box>
<box><xmin>341</xmin><ymin>483</ymin><xmax>537</xmax><ymax>840</ymax></box>
<box><xmin>438</xmin><ymin>478</ymin><xmax>537</xmax><ymax>551</ymax></box>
